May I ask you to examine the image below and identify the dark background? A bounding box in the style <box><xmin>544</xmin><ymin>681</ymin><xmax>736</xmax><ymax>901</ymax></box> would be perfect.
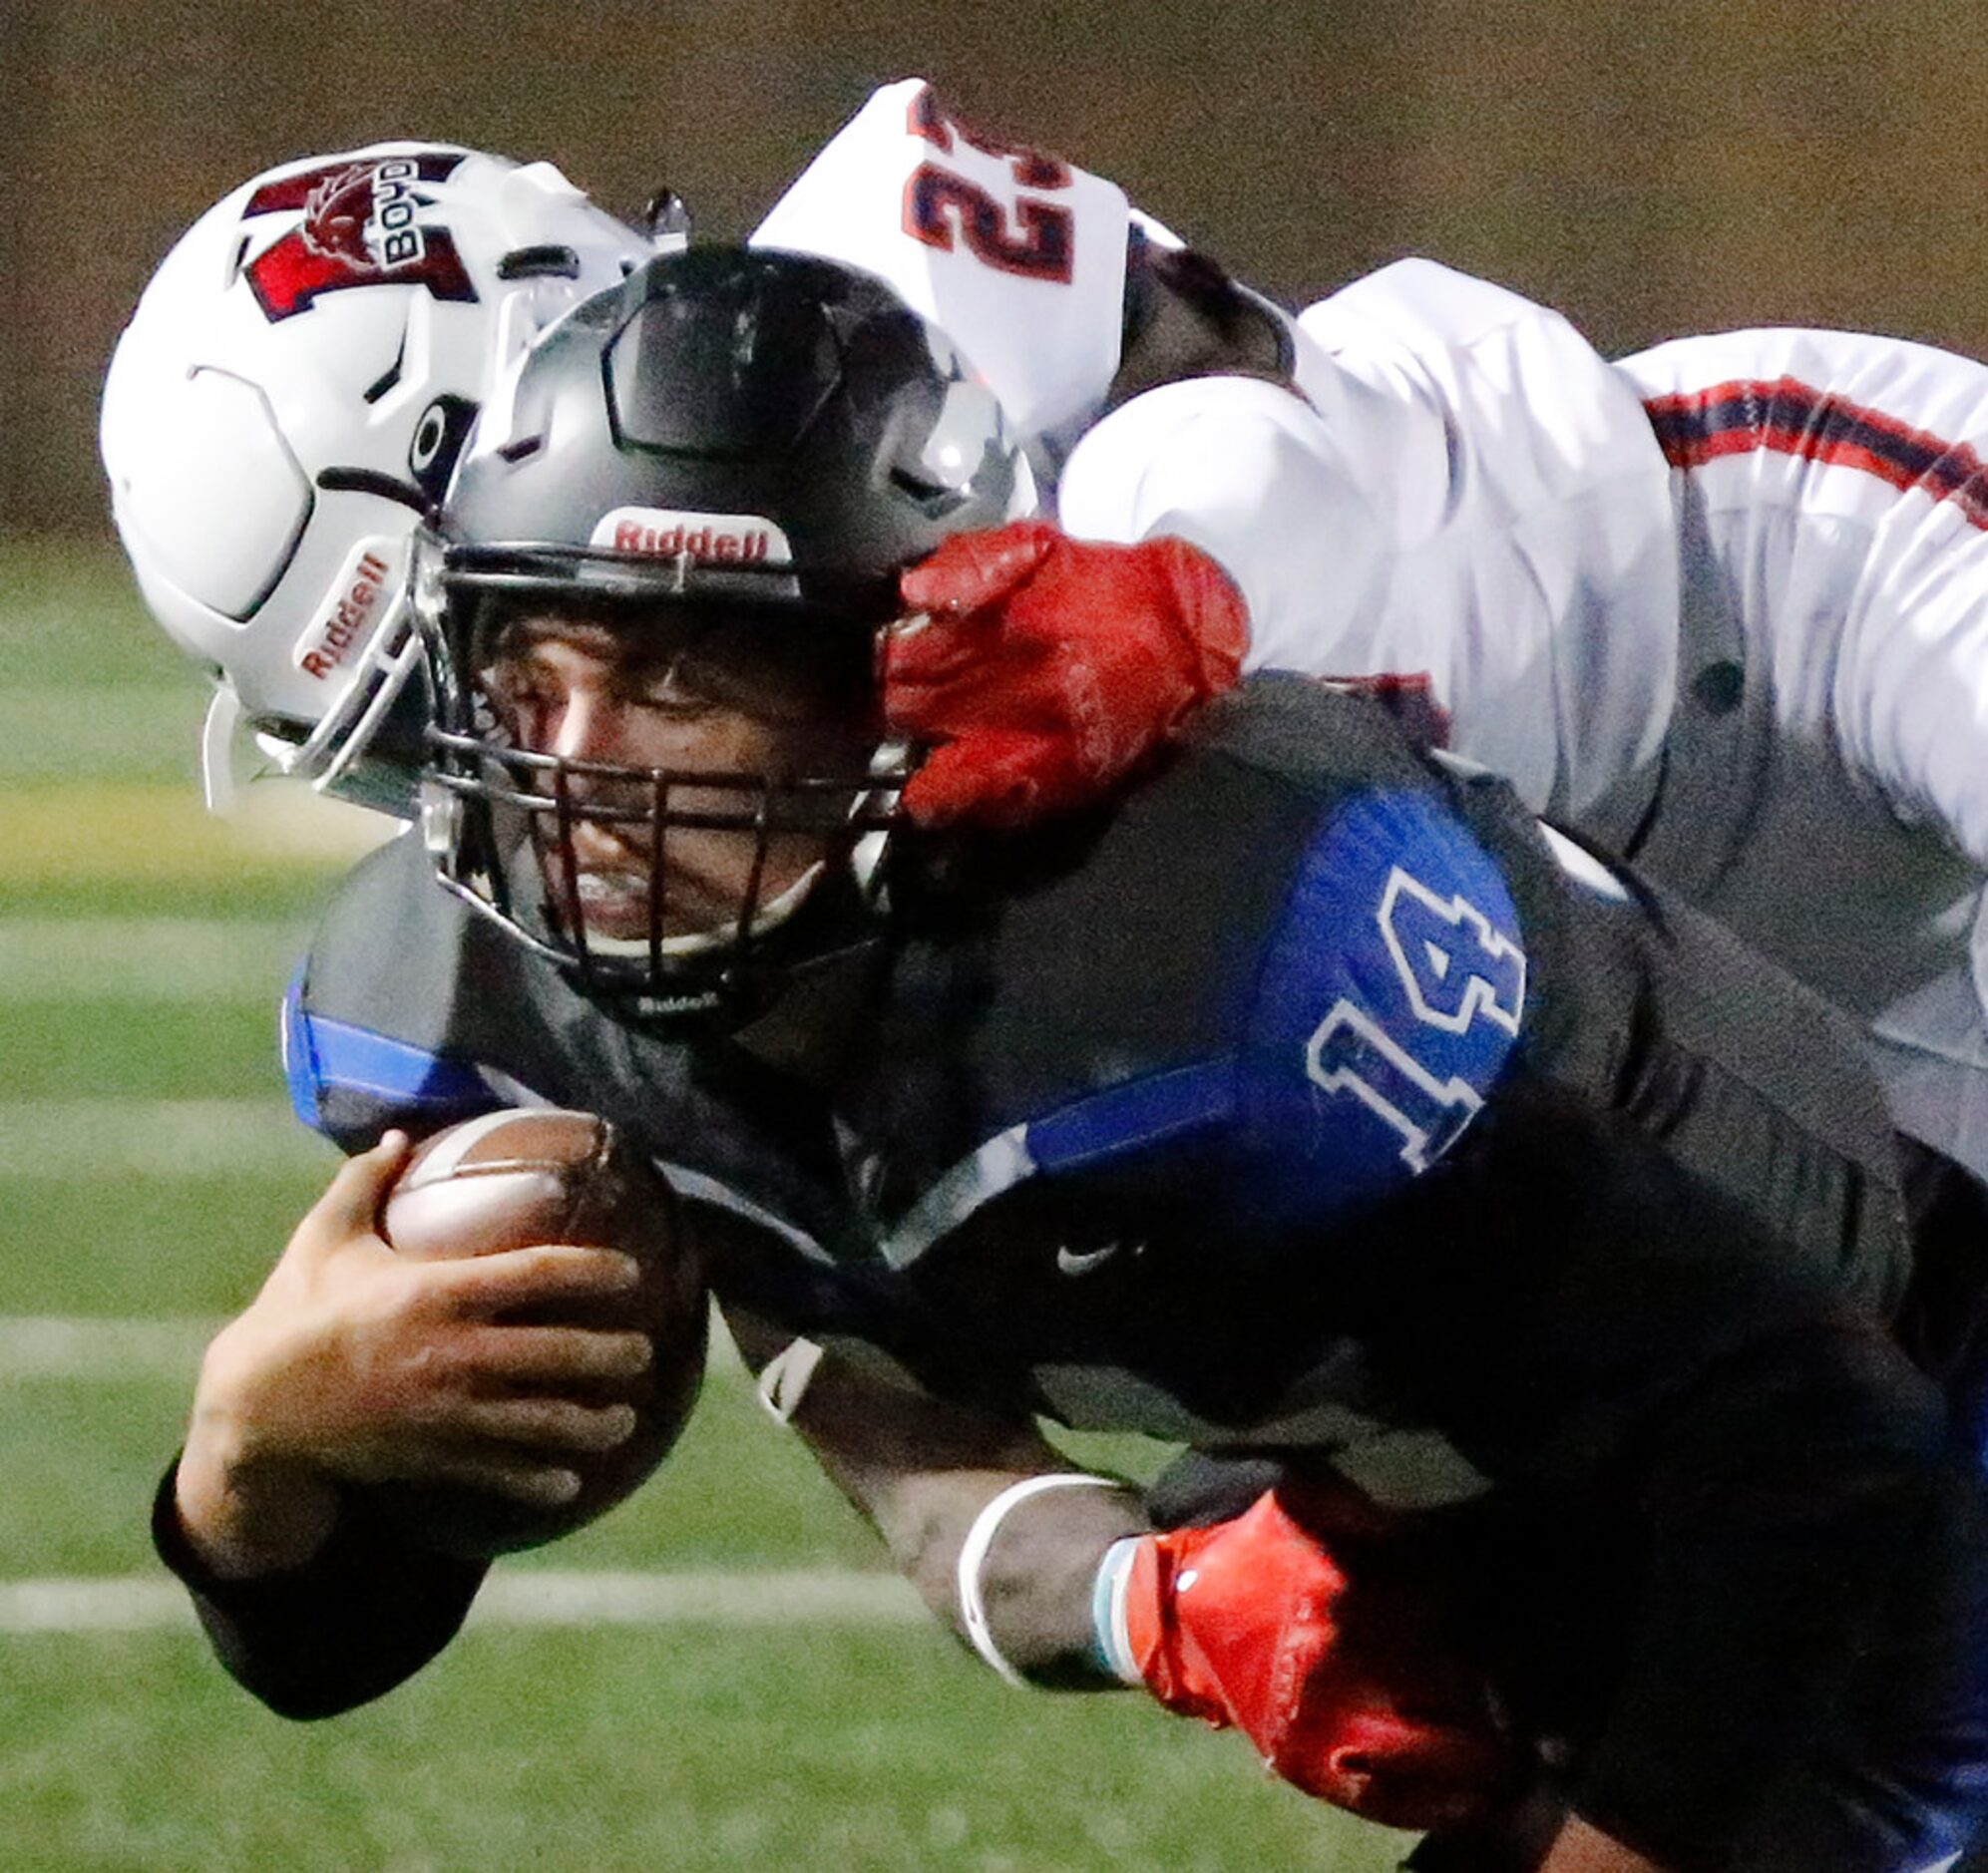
<box><xmin>9</xmin><ymin>0</ymin><xmax>1988</xmax><ymax>539</ymax></box>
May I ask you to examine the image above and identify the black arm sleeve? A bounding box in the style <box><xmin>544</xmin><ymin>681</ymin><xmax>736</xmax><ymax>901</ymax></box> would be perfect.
<box><xmin>152</xmin><ymin>1462</ymin><xmax>487</xmax><ymax>1719</ymax></box>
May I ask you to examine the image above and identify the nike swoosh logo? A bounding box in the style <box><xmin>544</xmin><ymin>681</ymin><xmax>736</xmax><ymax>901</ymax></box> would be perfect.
<box><xmin>1055</xmin><ymin>1243</ymin><xmax>1124</xmax><ymax>1278</ymax></box>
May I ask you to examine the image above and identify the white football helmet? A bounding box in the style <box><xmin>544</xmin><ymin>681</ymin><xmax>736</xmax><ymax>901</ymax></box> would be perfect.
<box><xmin>101</xmin><ymin>143</ymin><xmax>658</xmax><ymax>813</ymax></box>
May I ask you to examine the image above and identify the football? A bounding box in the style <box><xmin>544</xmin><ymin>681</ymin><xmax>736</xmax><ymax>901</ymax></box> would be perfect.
<box><xmin>376</xmin><ymin>1107</ymin><xmax>708</xmax><ymax>1557</ymax></box>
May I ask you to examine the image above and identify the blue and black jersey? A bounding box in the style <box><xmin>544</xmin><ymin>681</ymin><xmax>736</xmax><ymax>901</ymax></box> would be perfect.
<box><xmin>285</xmin><ymin>673</ymin><xmax>1911</xmax><ymax>1444</ymax></box>
<box><xmin>180</xmin><ymin>674</ymin><xmax>1988</xmax><ymax>1872</ymax></box>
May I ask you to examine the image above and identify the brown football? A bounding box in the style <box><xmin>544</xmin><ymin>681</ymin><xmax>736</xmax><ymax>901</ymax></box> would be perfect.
<box><xmin>375</xmin><ymin>1107</ymin><xmax>707</xmax><ymax>1557</ymax></box>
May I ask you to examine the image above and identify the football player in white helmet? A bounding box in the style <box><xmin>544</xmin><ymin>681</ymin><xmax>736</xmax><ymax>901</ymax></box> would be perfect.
<box><xmin>100</xmin><ymin>142</ymin><xmax>657</xmax><ymax>814</ymax></box>
<box><xmin>99</xmin><ymin>89</ymin><xmax>1281</xmax><ymax>820</ymax></box>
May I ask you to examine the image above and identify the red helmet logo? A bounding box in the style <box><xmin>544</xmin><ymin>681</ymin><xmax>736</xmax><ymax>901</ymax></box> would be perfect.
<box><xmin>297</xmin><ymin>164</ymin><xmax>380</xmax><ymax>271</ymax></box>
<box><xmin>242</xmin><ymin>152</ymin><xmax>479</xmax><ymax>322</ymax></box>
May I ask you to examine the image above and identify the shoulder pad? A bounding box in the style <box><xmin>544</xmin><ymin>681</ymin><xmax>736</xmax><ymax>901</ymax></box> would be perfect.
<box><xmin>1297</xmin><ymin>257</ymin><xmax>1574</xmax><ymax>357</ymax></box>
<box><xmin>283</xmin><ymin>835</ymin><xmax>509</xmax><ymax>1150</ymax></box>
<box><xmin>282</xmin><ymin>966</ymin><xmax>502</xmax><ymax>1149</ymax></box>
<box><xmin>753</xmin><ymin>79</ymin><xmax>1132</xmax><ymax>444</ymax></box>
<box><xmin>880</xmin><ymin>680</ymin><xmax>1529</xmax><ymax>1260</ymax></box>
<box><xmin>1233</xmin><ymin>776</ymin><xmax>1527</xmax><ymax>1225</ymax></box>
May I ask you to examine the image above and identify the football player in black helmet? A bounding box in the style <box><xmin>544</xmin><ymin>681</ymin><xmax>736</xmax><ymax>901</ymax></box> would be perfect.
<box><xmin>415</xmin><ymin>245</ymin><xmax>1024</xmax><ymax>1014</ymax></box>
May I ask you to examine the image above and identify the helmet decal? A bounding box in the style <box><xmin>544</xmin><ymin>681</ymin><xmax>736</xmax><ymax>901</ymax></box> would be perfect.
<box><xmin>293</xmin><ymin>539</ymin><xmax>401</xmax><ymax>681</ymax></box>
<box><xmin>244</xmin><ymin>153</ymin><xmax>478</xmax><ymax>322</ymax></box>
<box><xmin>103</xmin><ymin>141</ymin><xmax>654</xmax><ymax>816</ymax></box>
<box><xmin>590</xmin><ymin>508</ymin><xmax>794</xmax><ymax>565</ymax></box>
<box><xmin>406</xmin><ymin>393</ymin><xmax>481</xmax><ymax>504</ymax></box>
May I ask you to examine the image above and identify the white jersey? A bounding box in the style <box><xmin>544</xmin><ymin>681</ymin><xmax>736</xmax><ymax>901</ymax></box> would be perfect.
<box><xmin>752</xmin><ymin>78</ymin><xmax>1156</xmax><ymax>468</ymax></box>
<box><xmin>1617</xmin><ymin>328</ymin><xmax>1988</xmax><ymax>1166</ymax></box>
<box><xmin>1060</xmin><ymin>267</ymin><xmax>1988</xmax><ymax>1171</ymax></box>
<box><xmin>1059</xmin><ymin>259</ymin><xmax>1683</xmax><ymax>826</ymax></box>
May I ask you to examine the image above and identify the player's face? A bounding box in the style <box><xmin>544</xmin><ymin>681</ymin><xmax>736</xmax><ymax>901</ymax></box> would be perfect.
<box><xmin>480</xmin><ymin>612</ymin><xmax>872</xmax><ymax>945</ymax></box>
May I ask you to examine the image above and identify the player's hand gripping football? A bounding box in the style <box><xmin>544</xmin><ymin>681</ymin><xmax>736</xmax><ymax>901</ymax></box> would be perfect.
<box><xmin>887</xmin><ymin>520</ymin><xmax>1249</xmax><ymax>827</ymax></box>
<box><xmin>1119</xmin><ymin>1480</ymin><xmax>1528</xmax><ymax>1831</ymax></box>
<box><xmin>175</xmin><ymin>1132</ymin><xmax>651</xmax><ymax>1577</ymax></box>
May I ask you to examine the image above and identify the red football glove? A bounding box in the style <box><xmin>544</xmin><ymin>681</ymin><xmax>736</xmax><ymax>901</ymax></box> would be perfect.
<box><xmin>1122</xmin><ymin>1481</ymin><xmax>1526</xmax><ymax>1831</ymax></box>
<box><xmin>888</xmin><ymin>520</ymin><xmax>1249</xmax><ymax>828</ymax></box>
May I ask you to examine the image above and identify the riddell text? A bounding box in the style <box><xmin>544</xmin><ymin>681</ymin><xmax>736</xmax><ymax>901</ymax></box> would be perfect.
<box><xmin>613</xmin><ymin>521</ymin><xmax>774</xmax><ymax>562</ymax></box>
<box><xmin>300</xmin><ymin>553</ymin><xmax>390</xmax><ymax>678</ymax></box>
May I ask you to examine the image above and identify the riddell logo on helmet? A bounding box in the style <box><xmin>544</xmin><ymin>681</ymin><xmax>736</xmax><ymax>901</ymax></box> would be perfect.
<box><xmin>296</xmin><ymin>549</ymin><xmax>392</xmax><ymax>679</ymax></box>
<box><xmin>592</xmin><ymin>508</ymin><xmax>793</xmax><ymax>565</ymax></box>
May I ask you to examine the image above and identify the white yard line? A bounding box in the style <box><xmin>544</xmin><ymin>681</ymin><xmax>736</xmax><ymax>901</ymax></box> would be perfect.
<box><xmin>0</xmin><ymin>1315</ymin><xmax>219</xmax><ymax>1379</ymax></box>
<box><xmin>0</xmin><ymin>1100</ymin><xmax>331</xmax><ymax>1177</ymax></box>
<box><xmin>0</xmin><ymin>920</ymin><xmax>306</xmax><ymax>1001</ymax></box>
<box><xmin>472</xmin><ymin>1569</ymin><xmax>923</xmax><ymax>1627</ymax></box>
<box><xmin>0</xmin><ymin>1313</ymin><xmax>751</xmax><ymax>1381</ymax></box>
<box><xmin>0</xmin><ymin>1569</ymin><xmax>924</xmax><ymax>1636</ymax></box>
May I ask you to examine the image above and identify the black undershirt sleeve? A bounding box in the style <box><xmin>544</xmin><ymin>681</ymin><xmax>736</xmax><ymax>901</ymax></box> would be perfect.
<box><xmin>152</xmin><ymin>1461</ymin><xmax>487</xmax><ymax>1719</ymax></box>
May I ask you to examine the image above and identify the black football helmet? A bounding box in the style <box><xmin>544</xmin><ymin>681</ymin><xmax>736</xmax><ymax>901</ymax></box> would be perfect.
<box><xmin>418</xmin><ymin>245</ymin><xmax>1024</xmax><ymax>1014</ymax></box>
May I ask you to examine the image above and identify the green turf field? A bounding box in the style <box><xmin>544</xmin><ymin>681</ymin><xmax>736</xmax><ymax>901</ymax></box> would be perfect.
<box><xmin>0</xmin><ymin>543</ymin><xmax>1409</xmax><ymax>1870</ymax></box>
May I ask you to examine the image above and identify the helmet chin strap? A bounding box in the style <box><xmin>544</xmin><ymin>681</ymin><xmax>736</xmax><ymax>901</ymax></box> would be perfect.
<box><xmin>572</xmin><ymin>860</ymin><xmax>828</xmax><ymax>960</ymax></box>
